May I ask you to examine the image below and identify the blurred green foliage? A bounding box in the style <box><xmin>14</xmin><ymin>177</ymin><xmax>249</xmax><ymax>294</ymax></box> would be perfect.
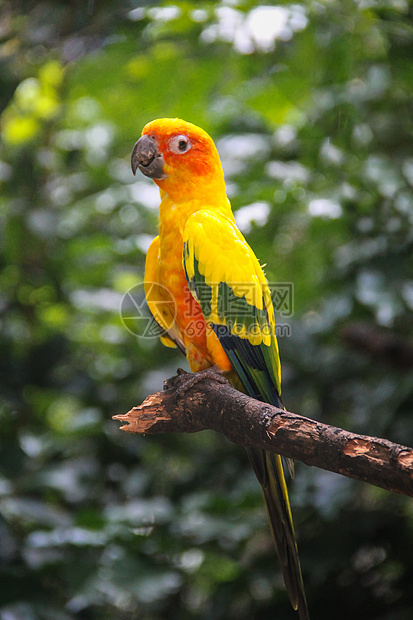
<box><xmin>1</xmin><ymin>1</ymin><xmax>413</xmax><ymax>618</ymax></box>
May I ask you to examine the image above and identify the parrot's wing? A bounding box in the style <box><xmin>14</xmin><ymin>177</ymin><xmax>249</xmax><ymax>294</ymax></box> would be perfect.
<box><xmin>183</xmin><ymin>210</ymin><xmax>309</xmax><ymax>620</ymax></box>
<box><xmin>183</xmin><ymin>209</ymin><xmax>281</xmax><ymax>402</ymax></box>
<box><xmin>145</xmin><ymin>235</ymin><xmax>186</xmax><ymax>354</ymax></box>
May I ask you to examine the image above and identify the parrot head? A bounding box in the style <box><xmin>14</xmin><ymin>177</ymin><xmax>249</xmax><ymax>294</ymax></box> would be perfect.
<box><xmin>131</xmin><ymin>118</ymin><xmax>226</xmax><ymax>201</ymax></box>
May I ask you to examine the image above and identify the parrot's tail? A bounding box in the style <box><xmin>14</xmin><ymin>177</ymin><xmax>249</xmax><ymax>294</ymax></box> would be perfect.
<box><xmin>246</xmin><ymin>446</ymin><xmax>309</xmax><ymax>620</ymax></box>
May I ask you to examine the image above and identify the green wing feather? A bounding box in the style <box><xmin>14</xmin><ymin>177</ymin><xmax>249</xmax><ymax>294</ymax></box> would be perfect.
<box><xmin>183</xmin><ymin>210</ymin><xmax>309</xmax><ymax>620</ymax></box>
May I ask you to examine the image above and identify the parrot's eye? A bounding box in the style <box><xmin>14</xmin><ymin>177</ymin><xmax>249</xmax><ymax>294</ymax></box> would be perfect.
<box><xmin>169</xmin><ymin>135</ymin><xmax>191</xmax><ymax>154</ymax></box>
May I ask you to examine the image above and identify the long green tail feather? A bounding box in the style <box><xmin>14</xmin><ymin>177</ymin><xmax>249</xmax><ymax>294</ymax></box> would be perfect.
<box><xmin>215</xmin><ymin>330</ymin><xmax>309</xmax><ymax>619</ymax></box>
<box><xmin>246</xmin><ymin>447</ymin><xmax>309</xmax><ymax>619</ymax></box>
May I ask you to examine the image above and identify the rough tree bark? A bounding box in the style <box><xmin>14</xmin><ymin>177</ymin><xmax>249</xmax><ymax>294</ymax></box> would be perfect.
<box><xmin>113</xmin><ymin>368</ymin><xmax>413</xmax><ymax>497</ymax></box>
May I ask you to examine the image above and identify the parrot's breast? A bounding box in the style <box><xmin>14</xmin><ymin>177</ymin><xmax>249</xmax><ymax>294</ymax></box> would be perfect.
<box><xmin>157</xmin><ymin>199</ymin><xmax>232</xmax><ymax>373</ymax></box>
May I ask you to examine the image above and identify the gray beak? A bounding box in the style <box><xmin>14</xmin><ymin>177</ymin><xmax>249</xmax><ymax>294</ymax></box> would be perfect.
<box><xmin>131</xmin><ymin>134</ymin><xmax>167</xmax><ymax>179</ymax></box>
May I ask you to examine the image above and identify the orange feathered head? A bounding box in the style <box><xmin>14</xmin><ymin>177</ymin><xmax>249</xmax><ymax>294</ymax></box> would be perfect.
<box><xmin>131</xmin><ymin>118</ymin><xmax>226</xmax><ymax>199</ymax></box>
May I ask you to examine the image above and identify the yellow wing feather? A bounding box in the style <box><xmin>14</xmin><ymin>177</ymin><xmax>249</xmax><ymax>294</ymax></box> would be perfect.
<box><xmin>183</xmin><ymin>209</ymin><xmax>281</xmax><ymax>393</ymax></box>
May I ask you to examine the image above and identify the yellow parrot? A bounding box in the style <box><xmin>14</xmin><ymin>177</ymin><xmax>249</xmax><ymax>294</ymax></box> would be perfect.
<box><xmin>131</xmin><ymin>118</ymin><xmax>309</xmax><ymax>619</ymax></box>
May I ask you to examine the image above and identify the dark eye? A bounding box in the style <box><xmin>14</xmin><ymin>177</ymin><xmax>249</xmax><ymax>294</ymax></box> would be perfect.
<box><xmin>169</xmin><ymin>134</ymin><xmax>191</xmax><ymax>154</ymax></box>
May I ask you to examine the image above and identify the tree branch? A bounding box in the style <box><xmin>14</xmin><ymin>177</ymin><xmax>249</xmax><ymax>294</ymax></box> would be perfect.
<box><xmin>113</xmin><ymin>368</ymin><xmax>413</xmax><ymax>497</ymax></box>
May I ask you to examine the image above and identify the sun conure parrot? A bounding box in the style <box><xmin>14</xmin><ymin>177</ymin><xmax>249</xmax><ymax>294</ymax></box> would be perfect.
<box><xmin>131</xmin><ymin>118</ymin><xmax>309</xmax><ymax>619</ymax></box>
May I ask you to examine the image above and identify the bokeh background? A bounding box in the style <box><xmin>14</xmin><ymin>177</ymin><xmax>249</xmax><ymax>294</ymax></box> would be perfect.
<box><xmin>1</xmin><ymin>1</ymin><xmax>413</xmax><ymax>618</ymax></box>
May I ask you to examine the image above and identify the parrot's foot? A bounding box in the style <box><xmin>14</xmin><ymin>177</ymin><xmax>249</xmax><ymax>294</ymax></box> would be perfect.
<box><xmin>166</xmin><ymin>366</ymin><xmax>229</xmax><ymax>399</ymax></box>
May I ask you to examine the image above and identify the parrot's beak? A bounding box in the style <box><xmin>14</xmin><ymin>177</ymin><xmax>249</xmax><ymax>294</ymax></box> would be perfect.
<box><xmin>131</xmin><ymin>135</ymin><xmax>167</xmax><ymax>180</ymax></box>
